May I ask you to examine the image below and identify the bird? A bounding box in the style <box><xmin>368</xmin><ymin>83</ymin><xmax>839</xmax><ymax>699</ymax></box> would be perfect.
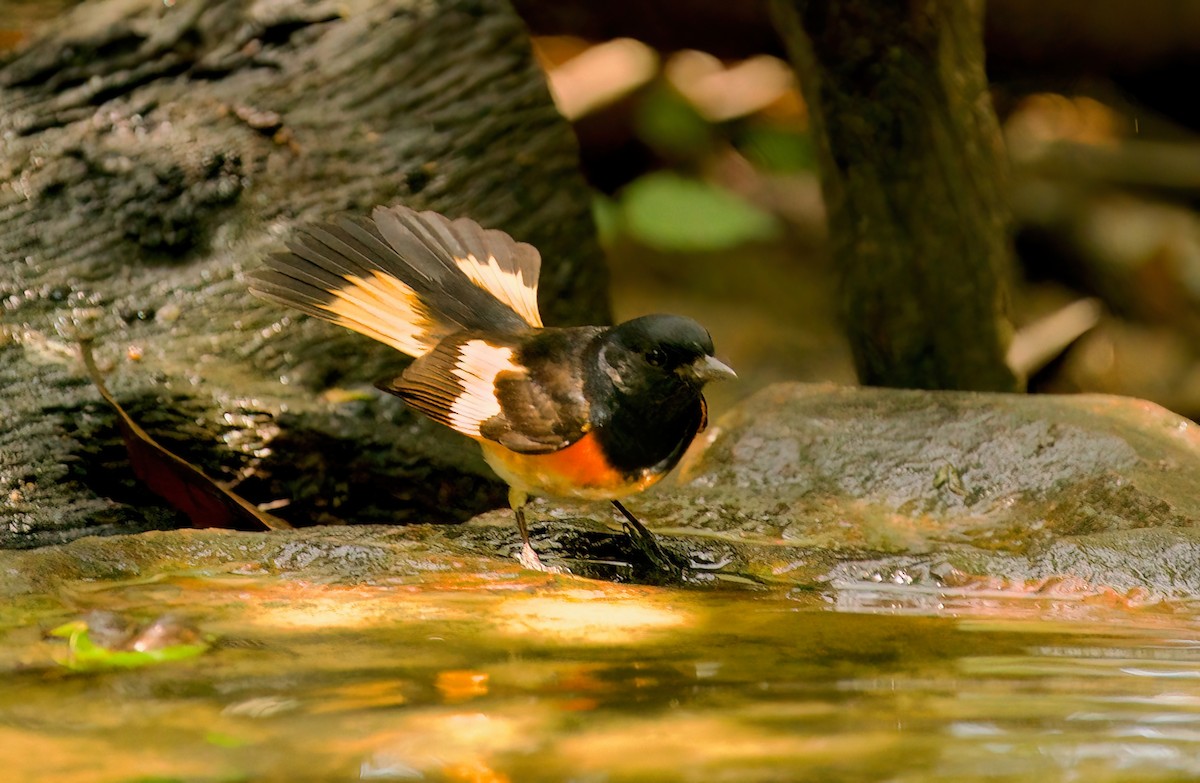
<box><xmin>247</xmin><ymin>204</ymin><xmax>735</xmax><ymax>571</ymax></box>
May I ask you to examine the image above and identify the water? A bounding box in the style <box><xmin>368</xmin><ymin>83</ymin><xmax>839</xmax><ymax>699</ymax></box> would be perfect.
<box><xmin>4</xmin><ymin>568</ymin><xmax>1200</xmax><ymax>783</ymax></box>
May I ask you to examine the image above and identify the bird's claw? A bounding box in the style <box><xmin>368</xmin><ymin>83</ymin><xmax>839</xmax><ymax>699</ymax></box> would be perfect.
<box><xmin>621</xmin><ymin>521</ymin><xmax>683</xmax><ymax>574</ymax></box>
<box><xmin>517</xmin><ymin>542</ymin><xmax>565</xmax><ymax>574</ymax></box>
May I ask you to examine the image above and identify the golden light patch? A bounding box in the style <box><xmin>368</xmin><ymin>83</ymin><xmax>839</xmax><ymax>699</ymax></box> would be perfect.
<box><xmin>245</xmin><ymin>584</ymin><xmax>460</xmax><ymax>630</ymax></box>
<box><xmin>495</xmin><ymin>592</ymin><xmax>688</xmax><ymax>644</ymax></box>
<box><xmin>436</xmin><ymin>669</ymin><xmax>490</xmax><ymax>702</ymax></box>
<box><xmin>321</xmin><ymin>271</ymin><xmax>440</xmax><ymax>357</ymax></box>
<box><xmin>455</xmin><ymin>253</ymin><xmax>542</xmax><ymax>327</ymax></box>
<box><xmin>449</xmin><ymin>340</ymin><xmax>524</xmax><ymax>436</ymax></box>
<box><xmin>443</xmin><ymin>759</ymin><xmax>511</xmax><ymax>783</ymax></box>
<box><xmin>347</xmin><ymin>713</ymin><xmax>527</xmax><ymax>781</ymax></box>
<box><xmin>557</xmin><ymin>715</ymin><xmax>902</xmax><ymax>776</ymax></box>
<box><xmin>307</xmin><ymin>679</ymin><xmax>409</xmax><ymax>715</ymax></box>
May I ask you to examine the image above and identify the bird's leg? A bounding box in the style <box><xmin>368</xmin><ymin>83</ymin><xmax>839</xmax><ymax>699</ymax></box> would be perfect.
<box><xmin>513</xmin><ymin>488</ymin><xmax>532</xmax><ymax>545</ymax></box>
<box><xmin>511</xmin><ymin>488</ymin><xmax>557</xmax><ymax>572</ymax></box>
<box><xmin>611</xmin><ymin>500</ymin><xmax>676</xmax><ymax>573</ymax></box>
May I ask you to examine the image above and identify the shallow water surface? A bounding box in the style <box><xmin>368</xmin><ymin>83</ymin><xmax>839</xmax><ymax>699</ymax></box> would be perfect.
<box><xmin>4</xmin><ymin>570</ymin><xmax>1200</xmax><ymax>782</ymax></box>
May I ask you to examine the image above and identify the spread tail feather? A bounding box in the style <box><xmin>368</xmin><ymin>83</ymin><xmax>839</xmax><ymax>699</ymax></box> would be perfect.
<box><xmin>248</xmin><ymin>205</ymin><xmax>543</xmax><ymax>358</ymax></box>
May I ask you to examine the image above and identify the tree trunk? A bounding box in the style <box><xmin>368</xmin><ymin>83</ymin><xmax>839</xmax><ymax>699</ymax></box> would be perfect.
<box><xmin>0</xmin><ymin>0</ymin><xmax>609</xmax><ymax>548</ymax></box>
<box><xmin>769</xmin><ymin>0</ymin><xmax>1019</xmax><ymax>391</ymax></box>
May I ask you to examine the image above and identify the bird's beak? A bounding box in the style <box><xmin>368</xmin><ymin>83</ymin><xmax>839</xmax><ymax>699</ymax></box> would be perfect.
<box><xmin>684</xmin><ymin>355</ymin><xmax>737</xmax><ymax>383</ymax></box>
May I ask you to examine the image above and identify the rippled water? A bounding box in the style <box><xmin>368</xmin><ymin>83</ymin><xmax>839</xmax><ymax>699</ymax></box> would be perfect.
<box><xmin>4</xmin><ymin>570</ymin><xmax>1200</xmax><ymax>783</ymax></box>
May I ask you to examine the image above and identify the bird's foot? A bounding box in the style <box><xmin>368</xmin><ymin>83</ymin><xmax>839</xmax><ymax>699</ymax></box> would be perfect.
<box><xmin>517</xmin><ymin>542</ymin><xmax>565</xmax><ymax>574</ymax></box>
<box><xmin>620</xmin><ymin>520</ymin><xmax>684</xmax><ymax>575</ymax></box>
<box><xmin>610</xmin><ymin>500</ymin><xmax>686</xmax><ymax>575</ymax></box>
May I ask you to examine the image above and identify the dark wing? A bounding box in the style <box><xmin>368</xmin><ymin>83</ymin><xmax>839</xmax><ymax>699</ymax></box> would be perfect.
<box><xmin>248</xmin><ymin>205</ymin><xmax>542</xmax><ymax>359</ymax></box>
<box><xmin>372</xmin><ymin>205</ymin><xmax>544</xmax><ymax>329</ymax></box>
<box><xmin>377</xmin><ymin>329</ymin><xmax>598</xmax><ymax>454</ymax></box>
<box><xmin>250</xmin><ymin>218</ymin><xmax>454</xmax><ymax>357</ymax></box>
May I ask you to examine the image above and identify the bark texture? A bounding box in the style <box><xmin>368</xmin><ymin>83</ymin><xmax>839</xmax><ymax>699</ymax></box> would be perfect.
<box><xmin>769</xmin><ymin>0</ymin><xmax>1019</xmax><ymax>391</ymax></box>
<box><xmin>0</xmin><ymin>0</ymin><xmax>609</xmax><ymax>548</ymax></box>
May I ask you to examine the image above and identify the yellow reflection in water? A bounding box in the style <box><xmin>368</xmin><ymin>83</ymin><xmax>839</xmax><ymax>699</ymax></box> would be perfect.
<box><xmin>244</xmin><ymin>583</ymin><xmax>455</xmax><ymax>630</ymax></box>
<box><xmin>352</xmin><ymin>712</ymin><xmax>527</xmax><ymax>782</ymax></box>
<box><xmin>494</xmin><ymin>589</ymin><xmax>688</xmax><ymax>644</ymax></box>
<box><xmin>557</xmin><ymin>715</ymin><xmax>901</xmax><ymax>778</ymax></box>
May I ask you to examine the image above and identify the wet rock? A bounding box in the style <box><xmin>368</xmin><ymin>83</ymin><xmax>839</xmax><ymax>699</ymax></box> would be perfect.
<box><xmin>638</xmin><ymin>383</ymin><xmax>1200</xmax><ymax>595</ymax></box>
<box><xmin>0</xmin><ymin>527</ymin><xmax>468</xmax><ymax>597</ymax></box>
<box><xmin>8</xmin><ymin>358</ymin><xmax>1200</xmax><ymax>596</ymax></box>
<box><xmin>0</xmin><ymin>0</ymin><xmax>606</xmax><ymax>547</ymax></box>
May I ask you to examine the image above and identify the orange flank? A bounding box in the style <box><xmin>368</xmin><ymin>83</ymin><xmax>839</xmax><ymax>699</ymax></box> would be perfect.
<box><xmin>480</xmin><ymin>432</ymin><xmax>659</xmax><ymax>501</ymax></box>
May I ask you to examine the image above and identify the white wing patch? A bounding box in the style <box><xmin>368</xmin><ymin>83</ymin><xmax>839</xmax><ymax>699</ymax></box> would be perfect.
<box><xmin>322</xmin><ymin>271</ymin><xmax>442</xmax><ymax>357</ymax></box>
<box><xmin>455</xmin><ymin>253</ymin><xmax>543</xmax><ymax>328</ymax></box>
<box><xmin>448</xmin><ymin>340</ymin><xmax>526</xmax><ymax>436</ymax></box>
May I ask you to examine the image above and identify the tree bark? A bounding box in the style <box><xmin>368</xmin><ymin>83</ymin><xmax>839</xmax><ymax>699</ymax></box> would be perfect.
<box><xmin>769</xmin><ymin>0</ymin><xmax>1019</xmax><ymax>391</ymax></box>
<box><xmin>0</xmin><ymin>0</ymin><xmax>609</xmax><ymax>547</ymax></box>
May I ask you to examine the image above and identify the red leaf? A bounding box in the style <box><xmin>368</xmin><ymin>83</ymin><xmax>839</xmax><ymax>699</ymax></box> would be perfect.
<box><xmin>79</xmin><ymin>340</ymin><xmax>291</xmax><ymax>532</ymax></box>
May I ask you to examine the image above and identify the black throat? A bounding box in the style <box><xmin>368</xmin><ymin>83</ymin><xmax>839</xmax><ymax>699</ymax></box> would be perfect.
<box><xmin>583</xmin><ymin>340</ymin><xmax>706</xmax><ymax>477</ymax></box>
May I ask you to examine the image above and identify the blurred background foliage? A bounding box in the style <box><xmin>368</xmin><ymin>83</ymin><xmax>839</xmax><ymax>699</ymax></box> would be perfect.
<box><xmin>531</xmin><ymin>5</ymin><xmax>1200</xmax><ymax>419</ymax></box>
<box><xmin>6</xmin><ymin>0</ymin><xmax>1200</xmax><ymax>419</ymax></box>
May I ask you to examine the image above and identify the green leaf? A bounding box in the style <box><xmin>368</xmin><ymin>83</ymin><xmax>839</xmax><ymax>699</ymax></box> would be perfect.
<box><xmin>591</xmin><ymin>194</ymin><xmax>621</xmax><ymax>248</ymax></box>
<box><xmin>618</xmin><ymin>172</ymin><xmax>780</xmax><ymax>252</ymax></box>
<box><xmin>50</xmin><ymin>621</ymin><xmax>210</xmax><ymax>672</ymax></box>
<box><xmin>634</xmin><ymin>87</ymin><xmax>713</xmax><ymax>161</ymax></box>
<box><xmin>205</xmin><ymin>731</ymin><xmax>252</xmax><ymax>749</ymax></box>
<box><xmin>736</xmin><ymin>124</ymin><xmax>815</xmax><ymax>173</ymax></box>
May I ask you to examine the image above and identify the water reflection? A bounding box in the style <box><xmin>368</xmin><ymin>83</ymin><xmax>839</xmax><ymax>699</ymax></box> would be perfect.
<box><xmin>4</xmin><ymin>572</ymin><xmax>1200</xmax><ymax>782</ymax></box>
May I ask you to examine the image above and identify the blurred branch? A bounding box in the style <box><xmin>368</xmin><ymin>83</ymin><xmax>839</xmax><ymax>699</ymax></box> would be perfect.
<box><xmin>1007</xmin><ymin>298</ymin><xmax>1103</xmax><ymax>378</ymax></box>
<box><xmin>1013</xmin><ymin>183</ymin><xmax>1200</xmax><ymax>333</ymax></box>
<box><xmin>1016</xmin><ymin>140</ymin><xmax>1200</xmax><ymax>195</ymax></box>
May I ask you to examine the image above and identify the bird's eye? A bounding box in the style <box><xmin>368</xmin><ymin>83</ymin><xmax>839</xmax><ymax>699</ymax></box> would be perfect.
<box><xmin>645</xmin><ymin>348</ymin><xmax>667</xmax><ymax>367</ymax></box>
